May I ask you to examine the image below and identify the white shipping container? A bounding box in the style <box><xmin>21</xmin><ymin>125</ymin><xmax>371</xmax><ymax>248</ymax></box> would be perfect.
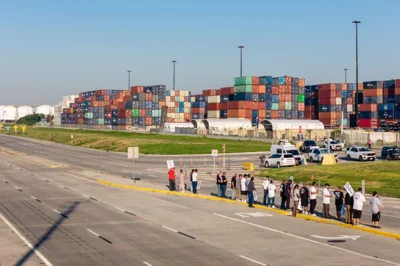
<box><xmin>208</xmin><ymin>96</ymin><xmax>220</xmax><ymax>103</ymax></box>
<box><xmin>184</xmin><ymin>102</ymin><xmax>190</xmax><ymax>108</ymax></box>
<box><xmin>190</xmin><ymin>97</ymin><xmax>196</xmax><ymax>103</ymax></box>
<box><xmin>347</xmin><ymin>105</ymin><xmax>353</xmax><ymax>112</ymax></box>
<box><xmin>170</xmin><ymin>91</ymin><xmax>175</xmax><ymax>97</ymax></box>
<box><xmin>336</xmin><ymin>98</ymin><xmax>342</xmax><ymax>105</ymax></box>
<box><xmin>207</xmin><ymin>111</ymin><xmax>220</xmax><ymax>118</ymax></box>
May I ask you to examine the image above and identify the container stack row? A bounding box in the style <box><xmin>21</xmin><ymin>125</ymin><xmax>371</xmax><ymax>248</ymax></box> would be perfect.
<box><xmin>190</xmin><ymin>95</ymin><xmax>207</xmax><ymax>119</ymax></box>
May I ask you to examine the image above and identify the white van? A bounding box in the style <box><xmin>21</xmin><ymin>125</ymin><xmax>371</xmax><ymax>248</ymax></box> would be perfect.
<box><xmin>270</xmin><ymin>140</ymin><xmax>304</xmax><ymax>165</ymax></box>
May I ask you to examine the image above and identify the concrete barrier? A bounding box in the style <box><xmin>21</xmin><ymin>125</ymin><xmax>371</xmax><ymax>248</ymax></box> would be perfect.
<box><xmin>242</xmin><ymin>162</ymin><xmax>254</xmax><ymax>171</ymax></box>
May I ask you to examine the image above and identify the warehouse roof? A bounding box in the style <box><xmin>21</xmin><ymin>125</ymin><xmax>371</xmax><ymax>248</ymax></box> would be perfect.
<box><xmin>191</xmin><ymin>118</ymin><xmax>252</xmax><ymax>130</ymax></box>
<box><xmin>259</xmin><ymin>119</ymin><xmax>324</xmax><ymax>131</ymax></box>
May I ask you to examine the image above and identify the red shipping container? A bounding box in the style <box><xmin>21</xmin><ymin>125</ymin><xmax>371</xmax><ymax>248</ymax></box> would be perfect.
<box><xmin>278</xmin><ymin>94</ymin><xmax>285</xmax><ymax>102</ymax></box>
<box><xmin>118</xmin><ymin>110</ymin><xmax>126</xmax><ymax>118</ymax></box>
<box><xmin>285</xmin><ymin>76</ymin><xmax>292</xmax><ymax>85</ymax></box>
<box><xmin>318</xmin><ymin>84</ymin><xmax>335</xmax><ymax>91</ymax></box>
<box><xmin>358</xmin><ymin>119</ymin><xmax>378</xmax><ymax>128</ymax></box>
<box><xmin>272</xmin><ymin>87</ymin><xmax>279</xmax><ymax>94</ymax></box>
<box><xmin>145</xmin><ymin>117</ymin><xmax>152</xmax><ymax>126</ymax></box>
<box><xmin>202</xmin><ymin>89</ymin><xmax>218</xmax><ymax>96</ymax></box>
<box><xmin>278</xmin><ymin>86</ymin><xmax>286</xmax><ymax>94</ymax></box>
<box><xmin>251</xmin><ymin>102</ymin><xmax>258</xmax><ymax>110</ymax></box>
<box><xmin>363</xmin><ymin>89</ymin><xmax>383</xmax><ymax>97</ymax></box>
<box><xmin>139</xmin><ymin>109</ymin><xmax>146</xmax><ymax>117</ymax></box>
<box><xmin>220</xmin><ymin>87</ymin><xmax>234</xmax><ymax>95</ymax></box>
<box><xmin>395</xmin><ymin>87</ymin><xmax>400</xmax><ymax>95</ymax></box>
<box><xmin>175</xmin><ymin>102</ymin><xmax>179</xmax><ymax>108</ymax></box>
<box><xmin>319</xmin><ymin>98</ymin><xmax>336</xmax><ymax>105</ymax></box>
<box><xmin>175</xmin><ymin>91</ymin><xmax>180</xmax><ymax>97</ymax></box>
<box><xmin>208</xmin><ymin>103</ymin><xmax>220</xmax><ymax>110</ymax></box>
<box><xmin>245</xmin><ymin>109</ymin><xmax>252</xmax><ymax>118</ymax></box>
<box><xmin>278</xmin><ymin>102</ymin><xmax>285</xmax><ymax>110</ymax></box>
<box><xmin>284</xmin><ymin>95</ymin><xmax>291</xmax><ymax>102</ymax></box>
<box><xmin>395</xmin><ymin>79</ymin><xmax>400</xmax><ymax>88</ymax></box>
<box><xmin>358</xmin><ymin>104</ymin><xmax>377</xmax><ymax>112</ymax></box>
<box><xmin>227</xmin><ymin>109</ymin><xmax>246</xmax><ymax>118</ymax></box>
<box><xmin>252</xmin><ymin>76</ymin><xmax>259</xmax><ymax>85</ymax></box>
<box><xmin>319</xmin><ymin>90</ymin><xmax>337</xmax><ymax>98</ymax></box>
<box><xmin>220</xmin><ymin>103</ymin><xmax>228</xmax><ymax>110</ymax></box>
<box><xmin>145</xmin><ymin>93</ymin><xmax>152</xmax><ymax>101</ymax></box>
<box><xmin>258</xmin><ymin>102</ymin><xmax>266</xmax><ymax>110</ymax></box>
<box><xmin>271</xmin><ymin>111</ymin><xmax>279</xmax><ymax>119</ymax></box>
<box><xmin>347</xmin><ymin>98</ymin><xmax>353</xmax><ymax>104</ymax></box>
<box><xmin>192</xmin><ymin>108</ymin><xmax>206</xmax><ymax>113</ymax></box>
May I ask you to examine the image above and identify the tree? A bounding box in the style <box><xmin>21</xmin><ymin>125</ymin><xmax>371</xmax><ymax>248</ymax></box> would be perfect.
<box><xmin>16</xmin><ymin>114</ymin><xmax>42</xmax><ymax>126</ymax></box>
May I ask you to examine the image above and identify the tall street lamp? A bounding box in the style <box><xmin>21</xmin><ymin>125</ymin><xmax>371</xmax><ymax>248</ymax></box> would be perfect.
<box><xmin>344</xmin><ymin>68</ymin><xmax>348</xmax><ymax>83</ymax></box>
<box><xmin>127</xmin><ymin>70</ymin><xmax>131</xmax><ymax>90</ymax></box>
<box><xmin>238</xmin><ymin>46</ymin><xmax>244</xmax><ymax>77</ymax></box>
<box><xmin>353</xmin><ymin>20</ymin><xmax>361</xmax><ymax>126</ymax></box>
<box><xmin>172</xmin><ymin>60</ymin><xmax>177</xmax><ymax>90</ymax></box>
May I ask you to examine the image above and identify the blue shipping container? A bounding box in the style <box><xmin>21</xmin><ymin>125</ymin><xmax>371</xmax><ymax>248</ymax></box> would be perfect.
<box><xmin>220</xmin><ymin>110</ymin><xmax>227</xmax><ymax>118</ymax></box>
<box><xmin>233</xmin><ymin>93</ymin><xmax>252</xmax><ymax>101</ymax></box>
<box><xmin>272</xmin><ymin>95</ymin><xmax>279</xmax><ymax>103</ymax></box>
<box><xmin>363</xmin><ymin>81</ymin><xmax>383</xmax><ymax>89</ymax></box>
<box><xmin>378</xmin><ymin>103</ymin><xmax>394</xmax><ymax>111</ymax></box>
<box><xmin>266</xmin><ymin>85</ymin><xmax>273</xmax><ymax>93</ymax></box>
<box><xmin>358</xmin><ymin>112</ymin><xmax>378</xmax><ymax>119</ymax></box>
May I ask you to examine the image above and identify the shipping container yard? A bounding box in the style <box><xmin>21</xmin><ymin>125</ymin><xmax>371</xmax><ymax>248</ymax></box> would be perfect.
<box><xmin>59</xmin><ymin>76</ymin><xmax>400</xmax><ymax>130</ymax></box>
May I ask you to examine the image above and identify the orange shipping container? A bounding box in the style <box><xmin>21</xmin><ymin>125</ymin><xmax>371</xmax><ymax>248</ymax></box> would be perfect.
<box><xmin>272</xmin><ymin>86</ymin><xmax>279</xmax><ymax>94</ymax></box>
<box><xmin>145</xmin><ymin>93</ymin><xmax>152</xmax><ymax>101</ymax></box>
<box><xmin>259</xmin><ymin>111</ymin><xmax>266</xmax><ymax>119</ymax></box>
<box><xmin>299</xmin><ymin>79</ymin><xmax>305</xmax><ymax>87</ymax></box>
<box><xmin>192</xmin><ymin>107</ymin><xmax>206</xmax><ymax>113</ymax></box>
<box><xmin>252</xmin><ymin>76</ymin><xmax>259</xmax><ymax>85</ymax></box>
<box><xmin>251</xmin><ymin>102</ymin><xmax>258</xmax><ymax>110</ymax></box>
<box><xmin>363</xmin><ymin>89</ymin><xmax>383</xmax><ymax>97</ymax></box>
<box><xmin>258</xmin><ymin>102</ymin><xmax>266</xmax><ymax>110</ymax></box>
<box><xmin>271</xmin><ymin>111</ymin><xmax>279</xmax><ymax>119</ymax></box>
<box><xmin>258</xmin><ymin>85</ymin><xmax>266</xmax><ymax>94</ymax></box>
<box><xmin>202</xmin><ymin>89</ymin><xmax>218</xmax><ymax>96</ymax></box>
<box><xmin>227</xmin><ymin>109</ymin><xmax>246</xmax><ymax>118</ymax></box>
<box><xmin>145</xmin><ymin>117</ymin><xmax>152</xmax><ymax>126</ymax></box>
<box><xmin>123</xmin><ymin>95</ymin><xmax>130</xmax><ymax>102</ymax></box>
<box><xmin>285</xmin><ymin>76</ymin><xmax>292</xmax><ymax>85</ymax></box>
<box><xmin>358</xmin><ymin>104</ymin><xmax>377</xmax><ymax>112</ymax></box>
<box><xmin>278</xmin><ymin>102</ymin><xmax>285</xmax><ymax>110</ymax></box>
<box><xmin>245</xmin><ymin>109</ymin><xmax>252</xmax><ymax>118</ymax></box>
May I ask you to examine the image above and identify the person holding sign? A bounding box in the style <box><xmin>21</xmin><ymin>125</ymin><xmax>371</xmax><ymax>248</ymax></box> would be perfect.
<box><xmin>353</xmin><ymin>188</ymin><xmax>366</xmax><ymax>226</ymax></box>
<box><xmin>168</xmin><ymin>167</ymin><xmax>176</xmax><ymax>191</ymax></box>
<box><xmin>333</xmin><ymin>187</ymin><xmax>344</xmax><ymax>220</ymax></box>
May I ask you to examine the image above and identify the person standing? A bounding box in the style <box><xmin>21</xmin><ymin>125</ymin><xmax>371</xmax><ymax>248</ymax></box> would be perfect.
<box><xmin>345</xmin><ymin>192</ymin><xmax>354</xmax><ymax>224</ymax></box>
<box><xmin>353</xmin><ymin>188</ymin><xmax>366</xmax><ymax>226</ymax></box>
<box><xmin>285</xmin><ymin>180</ymin><xmax>292</xmax><ymax>210</ymax></box>
<box><xmin>168</xmin><ymin>167</ymin><xmax>176</xmax><ymax>191</ymax></box>
<box><xmin>231</xmin><ymin>173</ymin><xmax>237</xmax><ymax>200</ymax></box>
<box><xmin>221</xmin><ymin>172</ymin><xmax>228</xmax><ymax>198</ymax></box>
<box><xmin>189</xmin><ymin>169</ymin><xmax>194</xmax><ymax>192</ymax></box>
<box><xmin>368</xmin><ymin>139</ymin><xmax>372</xmax><ymax>149</ymax></box>
<box><xmin>370</xmin><ymin>191</ymin><xmax>384</xmax><ymax>229</ymax></box>
<box><xmin>267</xmin><ymin>180</ymin><xmax>276</xmax><ymax>208</ymax></box>
<box><xmin>179</xmin><ymin>169</ymin><xmax>186</xmax><ymax>193</ymax></box>
<box><xmin>309</xmin><ymin>182</ymin><xmax>318</xmax><ymax>216</ymax></box>
<box><xmin>262</xmin><ymin>177</ymin><xmax>270</xmax><ymax>205</ymax></box>
<box><xmin>322</xmin><ymin>183</ymin><xmax>331</xmax><ymax>219</ymax></box>
<box><xmin>333</xmin><ymin>186</ymin><xmax>344</xmax><ymax>220</ymax></box>
<box><xmin>280</xmin><ymin>180</ymin><xmax>286</xmax><ymax>210</ymax></box>
<box><xmin>236</xmin><ymin>174</ymin><xmax>242</xmax><ymax>201</ymax></box>
<box><xmin>292</xmin><ymin>184</ymin><xmax>300</xmax><ymax>217</ymax></box>
<box><xmin>248</xmin><ymin>176</ymin><xmax>256</xmax><ymax>208</ymax></box>
<box><xmin>216</xmin><ymin>170</ymin><xmax>222</xmax><ymax>197</ymax></box>
<box><xmin>191</xmin><ymin>169</ymin><xmax>198</xmax><ymax>194</ymax></box>
<box><xmin>300</xmin><ymin>182</ymin><xmax>310</xmax><ymax>215</ymax></box>
<box><xmin>241</xmin><ymin>174</ymin><xmax>247</xmax><ymax>202</ymax></box>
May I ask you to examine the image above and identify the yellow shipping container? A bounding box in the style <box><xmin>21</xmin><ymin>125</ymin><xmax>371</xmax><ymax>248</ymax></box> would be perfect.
<box><xmin>70</xmin><ymin>108</ymin><xmax>74</xmax><ymax>114</ymax></box>
<box><xmin>170</xmin><ymin>90</ymin><xmax>175</xmax><ymax>97</ymax></box>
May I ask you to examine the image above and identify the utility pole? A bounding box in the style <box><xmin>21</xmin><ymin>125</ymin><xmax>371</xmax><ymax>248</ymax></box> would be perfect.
<box><xmin>127</xmin><ymin>70</ymin><xmax>131</xmax><ymax>90</ymax></box>
<box><xmin>353</xmin><ymin>20</ymin><xmax>361</xmax><ymax>126</ymax></box>
<box><xmin>344</xmin><ymin>68</ymin><xmax>348</xmax><ymax>83</ymax></box>
<box><xmin>172</xmin><ymin>61</ymin><xmax>177</xmax><ymax>90</ymax></box>
<box><xmin>238</xmin><ymin>46</ymin><xmax>244</xmax><ymax>77</ymax></box>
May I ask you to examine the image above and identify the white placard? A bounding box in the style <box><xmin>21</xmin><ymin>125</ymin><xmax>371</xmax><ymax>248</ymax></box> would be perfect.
<box><xmin>344</xmin><ymin>182</ymin><xmax>355</xmax><ymax>197</ymax></box>
<box><xmin>167</xmin><ymin>160</ymin><xmax>174</xmax><ymax>169</ymax></box>
<box><xmin>212</xmin><ymin>149</ymin><xmax>218</xmax><ymax>157</ymax></box>
<box><xmin>361</xmin><ymin>180</ymin><xmax>365</xmax><ymax>194</ymax></box>
<box><xmin>128</xmin><ymin>147</ymin><xmax>139</xmax><ymax>159</ymax></box>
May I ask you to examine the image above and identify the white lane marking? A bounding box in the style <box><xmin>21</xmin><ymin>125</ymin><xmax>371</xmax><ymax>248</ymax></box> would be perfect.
<box><xmin>239</xmin><ymin>255</ymin><xmax>266</xmax><ymax>266</ymax></box>
<box><xmin>143</xmin><ymin>262</ymin><xmax>152</xmax><ymax>266</ymax></box>
<box><xmin>213</xmin><ymin>213</ymin><xmax>400</xmax><ymax>266</ymax></box>
<box><xmin>53</xmin><ymin>209</ymin><xmax>61</xmax><ymax>214</ymax></box>
<box><xmin>149</xmin><ymin>175</ymin><xmax>157</xmax><ymax>177</ymax></box>
<box><xmin>87</xmin><ymin>229</ymin><xmax>100</xmax><ymax>237</ymax></box>
<box><xmin>0</xmin><ymin>213</ymin><xmax>54</xmax><ymax>266</ymax></box>
<box><xmin>310</xmin><ymin>235</ymin><xmax>360</xmax><ymax>240</ymax></box>
<box><xmin>162</xmin><ymin>225</ymin><xmax>178</xmax><ymax>233</ymax></box>
<box><xmin>31</xmin><ymin>196</ymin><xmax>37</xmax><ymax>200</ymax></box>
<box><xmin>381</xmin><ymin>213</ymin><xmax>400</xmax><ymax>219</ymax></box>
<box><xmin>114</xmin><ymin>207</ymin><xmax>125</xmax><ymax>212</ymax></box>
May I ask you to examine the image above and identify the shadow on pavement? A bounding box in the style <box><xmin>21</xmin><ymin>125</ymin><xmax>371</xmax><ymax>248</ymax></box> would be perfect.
<box><xmin>15</xmin><ymin>201</ymin><xmax>81</xmax><ymax>266</ymax></box>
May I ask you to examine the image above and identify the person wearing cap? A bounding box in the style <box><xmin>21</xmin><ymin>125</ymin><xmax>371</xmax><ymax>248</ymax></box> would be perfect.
<box><xmin>168</xmin><ymin>167</ymin><xmax>176</xmax><ymax>191</ymax></box>
<box><xmin>322</xmin><ymin>183</ymin><xmax>331</xmax><ymax>219</ymax></box>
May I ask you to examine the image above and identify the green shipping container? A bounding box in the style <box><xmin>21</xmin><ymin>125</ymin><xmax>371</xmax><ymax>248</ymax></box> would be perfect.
<box><xmin>132</xmin><ymin>109</ymin><xmax>139</xmax><ymax>117</ymax></box>
<box><xmin>271</xmin><ymin>103</ymin><xmax>279</xmax><ymax>111</ymax></box>
<box><xmin>152</xmin><ymin>110</ymin><xmax>160</xmax><ymax>117</ymax></box>
<box><xmin>234</xmin><ymin>76</ymin><xmax>253</xmax><ymax>86</ymax></box>
<box><xmin>342</xmin><ymin>119</ymin><xmax>348</xmax><ymax>126</ymax></box>
<box><xmin>298</xmin><ymin>94</ymin><xmax>305</xmax><ymax>102</ymax></box>
<box><xmin>234</xmin><ymin>85</ymin><xmax>252</xmax><ymax>93</ymax></box>
<box><xmin>98</xmin><ymin>119</ymin><xmax>104</xmax><ymax>125</ymax></box>
<box><xmin>285</xmin><ymin>102</ymin><xmax>292</xmax><ymax>110</ymax></box>
<box><xmin>175</xmin><ymin>108</ymin><xmax>180</xmax><ymax>113</ymax></box>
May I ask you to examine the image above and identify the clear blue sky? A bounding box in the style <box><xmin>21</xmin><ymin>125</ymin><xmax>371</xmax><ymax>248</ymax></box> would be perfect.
<box><xmin>1</xmin><ymin>0</ymin><xmax>399</xmax><ymax>105</ymax></box>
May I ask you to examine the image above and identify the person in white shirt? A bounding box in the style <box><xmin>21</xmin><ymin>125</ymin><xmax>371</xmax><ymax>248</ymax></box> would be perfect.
<box><xmin>191</xmin><ymin>169</ymin><xmax>198</xmax><ymax>194</ymax></box>
<box><xmin>353</xmin><ymin>188</ymin><xmax>366</xmax><ymax>226</ymax></box>
<box><xmin>309</xmin><ymin>182</ymin><xmax>318</xmax><ymax>216</ymax></box>
<box><xmin>267</xmin><ymin>180</ymin><xmax>276</xmax><ymax>208</ymax></box>
<box><xmin>262</xmin><ymin>176</ymin><xmax>270</xmax><ymax>205</ymax></box>
<box><xmin>322</xmin><ymin>183</ymin><xmax>331</xmax><ymax>219</ymax></box>
<box><xmin>240</xmin><ymin>174</ymin><xmax>248</xmax><ymax>202</ymax></box>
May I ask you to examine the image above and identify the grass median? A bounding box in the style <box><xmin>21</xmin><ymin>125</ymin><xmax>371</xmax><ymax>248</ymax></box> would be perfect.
<box><xmin>1</xmin><ymin>127</ymin><xmax>271</xmax><ymax>155</ymax></box>
<box><xmin>256</xmin><ymin>161</ymin><xmax>400</xmax><ymax>197</ymax></box>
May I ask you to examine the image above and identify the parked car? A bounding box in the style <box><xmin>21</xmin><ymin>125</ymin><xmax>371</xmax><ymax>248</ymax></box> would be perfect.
<box><xmin>271</xmin><ymin>140</ymin><xmax>304</xmax><ymax>165</ymax></box>
<box><xmin>300</xmin><ymin>140</ymin><xmax>318</xmax><ymax>153</ymax></box>
<box><xmin>324</xmin><ymin>140</ymin><xmax>344</xmax><ymax>151</ymax></box>
<box><xmin>308</xmin><ymin>148</ymin><xmax>339</xmax><ymax>163</ymax></box>
<box><xmin>263</xmin><ymin>153</ymin><xmax>296</xmax><ymax>168</ymax></box>
<box><xmin>381</xmin><ymin>146</ymin><xmax>400</xmax><ymax>160</ymax></box>
<box><xmin>345</xmin><ymin>146</ymin><xmax>376</xmax><ymax>161</ymax></box>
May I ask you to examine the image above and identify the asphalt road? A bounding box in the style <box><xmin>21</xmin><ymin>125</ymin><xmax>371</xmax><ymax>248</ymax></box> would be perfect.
<box><xmin>0</xmin><ymin>135</ymin><xmax>399</xmax><ymax>265</ymax></box>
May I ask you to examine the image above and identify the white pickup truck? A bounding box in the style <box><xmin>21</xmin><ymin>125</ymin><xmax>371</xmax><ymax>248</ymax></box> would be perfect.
<box><xmin>345</xmin><ymin>146</ymin><xmax>376</xmax><ymax>161</ymax></box>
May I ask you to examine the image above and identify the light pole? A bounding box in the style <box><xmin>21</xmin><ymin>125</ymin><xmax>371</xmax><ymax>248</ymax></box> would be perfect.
<box><xmin>344</xmin><ymin>68</ymin><xmax>348</xmax><ymax>83</ymax></box>
<box><xmin>127</xmin><ymin>70</ymin><xmax>131</xmax><ymax>90</ymax></box>
<box><xmin>353</xmin><ymin>20</ymin><xmax>361</xmax><ymax>126</ymax></box>
<box><xmin>172</xmin><ymin>60</ymin><xmax>177</xmax><ymax>90</ymax></box>
<box><xmin>238</xmin><ymin>45</ymin><xmax>244</xmax><ymax>77</ymax></box>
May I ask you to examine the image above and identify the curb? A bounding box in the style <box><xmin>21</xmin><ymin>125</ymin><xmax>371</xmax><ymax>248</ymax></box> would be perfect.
<box><xmin>97</xmin><ymin>179</ymin><xmax>400</xmax><ymax>240</ymax></box>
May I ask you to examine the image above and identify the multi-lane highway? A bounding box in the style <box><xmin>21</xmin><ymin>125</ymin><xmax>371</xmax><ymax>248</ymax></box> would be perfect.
<box><xmin>0</xmin><ymin>134</ymin><xmax>399</xmax><ymax>266</ymax></box>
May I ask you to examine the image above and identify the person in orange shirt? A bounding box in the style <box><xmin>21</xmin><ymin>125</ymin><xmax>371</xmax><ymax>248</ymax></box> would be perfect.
<box><xmin>168</xmin><ymin>167</ymin><xmax>176</xmax><ymax>191</ymax></box>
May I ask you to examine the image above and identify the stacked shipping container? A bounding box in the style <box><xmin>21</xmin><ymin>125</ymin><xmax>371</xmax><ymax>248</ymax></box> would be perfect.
<box><xmin>190</xmin><ymin>95</ymin><xmax>207</xmax><ymax>119</ymax></box>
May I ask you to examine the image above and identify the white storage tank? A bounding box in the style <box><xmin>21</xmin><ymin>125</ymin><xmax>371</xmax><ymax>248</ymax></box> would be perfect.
<box><xmin>2</xmin><ymin>106</ymin><xmax>17</xmax><ymax>121</ymax></box>
<box><xmin>17</xmin><ymin>105</ymin><xmax>34</xmax><ymax>119</ymax></box>
<box><xmin>35</xmin><ymin>105</ymin><xmax>54</xmax><ymax>115</ymax></box>
<box><xmin>0</xmin><ymin>105</ymin><xmax>4</xmax><ymax>121</ymax></box>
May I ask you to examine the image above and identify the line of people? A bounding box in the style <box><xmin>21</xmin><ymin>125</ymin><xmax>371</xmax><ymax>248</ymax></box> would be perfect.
<box><xmin>167</xmin><ymin>167</ymin><xmax>199</xmax><ymax>194</ymax></box>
